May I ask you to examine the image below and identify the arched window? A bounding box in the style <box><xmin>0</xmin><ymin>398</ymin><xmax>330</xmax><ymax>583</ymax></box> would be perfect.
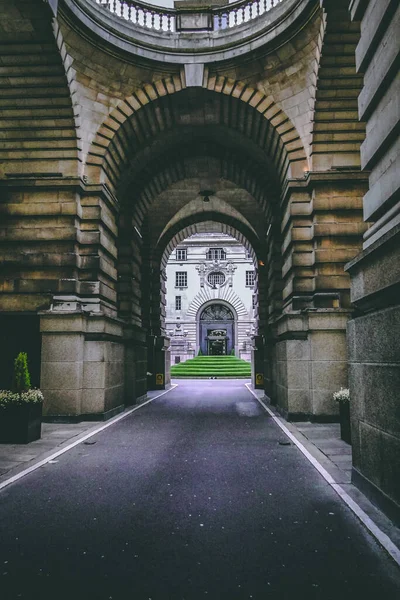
<box><xmin>208</xmin><ymin>272</ymin><xmax>225</xmax><ymax>287</ymax></box>
<box><xmin>200</xmin><ymin>304</ymin><xmax>234</xmax><ymax>321</ymax></box>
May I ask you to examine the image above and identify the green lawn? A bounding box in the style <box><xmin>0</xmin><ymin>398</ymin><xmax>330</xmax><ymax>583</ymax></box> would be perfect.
<box><xmin>170</xmin><ymin>355</ymin><xmax>251</xmax><ymax>378</ymax></box>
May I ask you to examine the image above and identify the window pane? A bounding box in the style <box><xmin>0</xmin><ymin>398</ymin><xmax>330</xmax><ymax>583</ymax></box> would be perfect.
<box><xmin>176</xmin><ymin>249</ymin><xmax>187</xmax><ymax>261</ymax></box>
<box><xmin>206</xmin><ymin>247</ymin><xmax>226</xmax><ymax>261</ymax></box>
<box><xmin>175</xmin><ymin>296</ymin><xmax>182</xmax><ymax>310</ymax></box>
<box><xmin>175</xmin><ymin>271</ymin><xmax>187</xmax><ymax>287</ymax></box>
<box><xmin>246</xmin><ymin>270</ymin><xmax>255</xmax><ymax>286</ymax></box>
<box><xmin>208</xmin><ymin>272</ymin><xmax>225</xmax><ymax>286</ymax></box>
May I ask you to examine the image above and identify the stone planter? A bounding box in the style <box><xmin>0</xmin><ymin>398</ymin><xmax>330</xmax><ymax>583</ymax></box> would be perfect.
<box><xmin>339</xmin><ymin>401</ymin><xmax>351</xmax><ymax>445</ymax></box>
<box><xmin>0</xmin><ymin>402</ymin><xmax>42</xmax><ymax>444</ymax></box>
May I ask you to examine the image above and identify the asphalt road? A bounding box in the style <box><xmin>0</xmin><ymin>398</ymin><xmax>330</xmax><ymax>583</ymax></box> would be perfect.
<box><xmin>1</xmin><ymin>380</ymin><xmax>399</xmax><ymax>600</ymax></box>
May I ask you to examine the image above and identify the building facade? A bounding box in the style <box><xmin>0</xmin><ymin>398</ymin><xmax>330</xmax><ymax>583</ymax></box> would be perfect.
<box><xmin>0</xmin><ymin>0</ymin><xmax>399</xmax><ymax>518</ymax></box>
<box><xmin>165</xmin><ymin>234</ymin><xmax>257</xmax><ymax>363</ymax></box>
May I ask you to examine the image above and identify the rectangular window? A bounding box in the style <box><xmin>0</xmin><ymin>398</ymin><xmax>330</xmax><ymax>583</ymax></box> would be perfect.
<box><xmin>176</xmin><ymin>248</ymin><xmax>187</xmax><ymax>261</ymax></box>
<box><xmin>246</xmin><ymin>270</ymin><xmax>255</xmax><ymax>287</ymax></box>
<box><xmin>175</xmin><ymin>296</ymin><xmax>182</xmax><ymax>310</ymax></box>
<box><xmin>175</xmin><ymin>272</ymin><xmax>187</xmax><ymax>288</ymax></box>
<box><xmin>206</xmin><ymin>248</ymin><xmax>226</xmax><ymax>261</ymax></box>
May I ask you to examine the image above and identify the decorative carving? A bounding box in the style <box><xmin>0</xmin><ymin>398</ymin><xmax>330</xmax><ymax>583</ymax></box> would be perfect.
<box><xmin>200</xmin><ymin>304</ymin><xmax>234</xmax><ymax>321</ymax></box>
<box><xmin>196</xmin><ymin>260</ymin><xmax>236</xmax><ymax>288</ymax></box>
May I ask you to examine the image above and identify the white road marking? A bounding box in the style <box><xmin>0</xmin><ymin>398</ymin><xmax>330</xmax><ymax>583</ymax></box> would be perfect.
<box><xmin>0</xmin><ymin>384</ymin><xmax>178</xmax><ymax>493</ymax></box>
<box><xmin>245</xmin><ymin>383</ymin><xmax>400</xmax><ymax>567</ymax></box>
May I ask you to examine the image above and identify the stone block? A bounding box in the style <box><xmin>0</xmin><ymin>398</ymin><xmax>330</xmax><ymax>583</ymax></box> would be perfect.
<box><xmin>363</xmin><ymin>365</ymin><xmax>400</xmax><ymax>436</ymax></box>
<box><xmin>287</xmin><ymin>359</ymin><xmax>310</xmax><ymax>389</ymax></box>
<box><xmin>84</xmin><ymin>340</ymin><xmax>106</xmax><ymax>362</ymax></box>
<box><xmin>106</xmin><ymin>341</ymin><xmax>124</xmax><ymax>363</ymax></box>
<box><xmin>83</xmin><ymin>361</ymin><xmax>106</xmax><ymax>389</ymax></box>
<box><xmin>311</xmin><ymin>360</ymin><xmax>348</xmax><ymax>391</ymax></box>
<box><xmin>105</xmin><ymin>361</ymin><xmax>124</xmax><ymax>388</ymax></box>
<box><xmin>41</xmin><ymin>333</ymin><xmax>83</xmax><ymax>362</ymax></box>
<box><xmin>275</xmin><ymin>360</ymin><xmax>288</xmax><ymax>388</ymax></box>
<box><xmin>41</xmin><ymin>360</ymin><xmax>83</xmax><ymax>391</ymax></box>
<box><xmin>42</xmin><ymin>389</ymin><xmax>82</xmax><ymax>417</ymax></box>
<box><xmin>381</xmin><ymin>431</ymin><xmax>400</xmax><ymax>505</ymax></box>
<box><xmin>81</xmin><ymin>389</ymin><xmax>106</xmax><ymax>415</ymax></box>
<box><xmin>312</xmin><ymin>391</ymin><xmax>339</xmax><ymax>416</ymax></box>
<box><xmin>311</xmin><ymin>331</ymin><xmax>347</xmax><ymax>361</ymax></box>
<box><xmin>348</xmin><ymin>306</ymin><xmax>400</xmax><ymax>363</ymax></box>
<box><xmin>359</xmin><ymin>421</ymin><xmax>382</xmax><ymax>489</ymax></box>
<box><xmin>105</xmin><ymin>384</ymin><xmax>124</xmax><ymax>411</ymax></box>
<box><xmin>287</xmin><ymin>389</ymin><xmax>310</xmax><ymax>414</ymax></box>
<box><xmin>275</xmin><ymin>384</ymin><xmax>288</xmax><ymax>412</ymax></box>
<box><xmin>286</xmin><ymin>338</ymin><xmax>310</xmax><ymax>361</ymax></box>
<box><xmin>275</xmin><ymin>341</ymin><xmax>287</xmax><ymax>362</ymax></box>
<box><xmin>348</xmin><ymin>362</ymin><xmax>365</xmax><ymax>420</ymax></box>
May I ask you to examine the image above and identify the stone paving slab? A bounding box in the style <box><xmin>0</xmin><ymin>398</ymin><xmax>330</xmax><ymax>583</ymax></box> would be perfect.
<box><xmin>324</xmin><ymin>446</ymin><xmax>352</xmax><ymax>455</ymax></box>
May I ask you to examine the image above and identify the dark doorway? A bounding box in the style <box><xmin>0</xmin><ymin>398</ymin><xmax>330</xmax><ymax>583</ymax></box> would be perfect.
<box><xmin>0</xmin><ymin>315</ymin><xmax>41</xmax><ymax>389</ymax></box>
<box><xmin>208</xmin><ymin>339</ymin><xmax>227</xmax><ymax>355</ymax></box>
<box><xmin>199</xmin><ymin>304</ymin><xmax>235</xmax><ymax>356</ymax></box>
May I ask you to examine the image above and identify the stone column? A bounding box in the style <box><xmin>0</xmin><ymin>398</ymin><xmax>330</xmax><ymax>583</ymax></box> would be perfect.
<box><xmin>270</xmin><ymin>172</ymin><xmax>368</xmax><ymax>420</ymax></box>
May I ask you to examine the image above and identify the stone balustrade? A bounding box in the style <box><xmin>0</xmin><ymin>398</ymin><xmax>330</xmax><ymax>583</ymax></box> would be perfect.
<box><xmin>95</xmin><ymin>0</ymin><xmax>284</xmax><ymax>32</ymax></box>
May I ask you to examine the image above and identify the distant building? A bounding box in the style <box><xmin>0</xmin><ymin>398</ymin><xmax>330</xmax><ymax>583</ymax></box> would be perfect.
<box><xmin>165</xmin><ymin>234</ymin><xmax>257</xmax><ymax>364</ymax></box>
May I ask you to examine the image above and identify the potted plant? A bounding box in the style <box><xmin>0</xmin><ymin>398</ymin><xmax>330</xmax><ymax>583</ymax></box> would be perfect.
<box><xmin>333</xmin><ymin>387</ymin><xmax>351</xmax><ymax>444</ymax></box>
<box><xmin>0</xmin><ymin>352</ymin><xmax>44</xmax><ymax>444</ymax></box>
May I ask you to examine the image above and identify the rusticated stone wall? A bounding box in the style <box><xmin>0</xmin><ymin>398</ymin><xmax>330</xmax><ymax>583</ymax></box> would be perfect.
<box><xmin>346</xmin><ymin>0</ymin><xmax>400</xmax><ymax>517</ymax></box>
<box><xmin>0</xmin><ymin>0</ymin><xmax>366</xmax><ymax>431</ymax></box>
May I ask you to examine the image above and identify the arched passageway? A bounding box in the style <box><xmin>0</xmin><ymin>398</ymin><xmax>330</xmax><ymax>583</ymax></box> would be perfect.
<box><xmin>0</xmin><ymin>0</ymin><xmax>364</xmax><ymax>425</ymax></box>
<box><xmin>1</xmin><ymin>0</ymin><xmax>399</xmax><ymax>537</ymax></box>
<box><xmin>146</xmin><ymin>218</ymin><xmax>264</xmax><ymax>389</ymax></box>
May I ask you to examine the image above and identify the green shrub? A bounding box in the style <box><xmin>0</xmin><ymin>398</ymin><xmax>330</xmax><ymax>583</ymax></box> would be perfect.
<box><xmin>13</xmin><ymin>352</ymin><xmax>31</xmax><ymax>393</ymax></box>
<box><xmin>197</xmin><ymin>348</ymin><xmax>203</xmax><ymax>356</ymax></box>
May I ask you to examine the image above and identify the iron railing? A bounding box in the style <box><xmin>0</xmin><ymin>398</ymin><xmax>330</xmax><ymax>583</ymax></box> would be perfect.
<box><xmin>95</xmin><ymin>0</ymin><xmax>284</xmax><ymax>32</ymax></box>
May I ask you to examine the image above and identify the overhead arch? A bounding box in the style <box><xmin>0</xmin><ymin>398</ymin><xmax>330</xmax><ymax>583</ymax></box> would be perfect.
<box><xmin>118</xmin><ymin>128</ymin><xmax>278</xmax><ymax>204</ymax></box>
<box><xmin>86</xmin><ymin>82</ymin><xmax>308</xmax><ymax>188</ymax></box>
<box><xmin>156</xmin><ymin>215</ymin><xmax>262</xmax><ymax>270</ymax></box>
<box><xmin>123</xmin><ymin>153</ymin><xmax>277</xmax><ymax>234</ymax></box>
<box><xmin>158</xmin><ymin>197</ymin><xmax>258</xmax><ymax>247</ymax></box>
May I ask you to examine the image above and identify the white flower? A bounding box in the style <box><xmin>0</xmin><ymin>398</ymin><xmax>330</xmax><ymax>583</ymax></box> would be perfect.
<box><xmin>0</xmin><ymin>388</ymin><xmax>44</xmax><ymax>408</ymax></box>
<box><xmin>333</xmin><ymin>387</ymin><xmax>350</xmax><ymax>403</ymax></box>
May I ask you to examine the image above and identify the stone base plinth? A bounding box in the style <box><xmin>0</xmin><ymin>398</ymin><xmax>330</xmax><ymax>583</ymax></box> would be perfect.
<box><xmin>270</xmin><ymin>310</ymin><xmax>351</xmax><ymax>420</ymax></box>
<box><xmin>40</xmin><ymin>311</ymin><xmax>148</xmax><ymax>418</ymax></box>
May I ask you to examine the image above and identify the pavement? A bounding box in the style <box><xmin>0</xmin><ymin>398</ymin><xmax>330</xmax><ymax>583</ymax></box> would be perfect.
<box><xmin>0</xmin><ymin>380</ymin><xmax>399</xmax><ymax>599</ymax></box>
<box><xmin>0</xmin><ymin>387</ymin><xmax>351</xmax><ymax>487</ymax></box>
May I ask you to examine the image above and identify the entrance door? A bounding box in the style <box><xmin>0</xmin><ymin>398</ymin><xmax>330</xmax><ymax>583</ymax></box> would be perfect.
<box><xmin>199</xmin><ymin>304</ymin><xmax>235</xmax><ymax>355</ymax></box>
<box><xmin>208</xmin><ymin>339</ymin><xmax>227</xmax><ymax>355</ymax></box>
